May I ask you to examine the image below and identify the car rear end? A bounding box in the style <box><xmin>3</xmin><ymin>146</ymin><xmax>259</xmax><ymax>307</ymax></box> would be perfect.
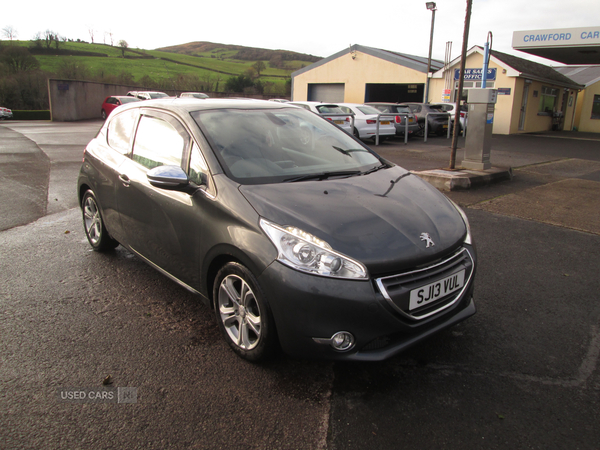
<box><xmin>0</xmin><ymin>107</ymin><xmax>13</xmax><ymax>119</ymax></box>
<box><xmin>315</xmin><ymin>104</ymin><xmax>353</xmax><ymax>134</ymax></box>
<box><xmin>354</xmin><ymin>105</ymin><xmax>397</xmax><ymax>139</ymax></box>
<box><xmin>427</xmin><ymin>105</ymin><xmax>452</xmax><ymax>135</ymax></box>
<box><xmin>390</xmin><ymin>105</ymin><xmax>420</xmax><ymax>136</ymax></box>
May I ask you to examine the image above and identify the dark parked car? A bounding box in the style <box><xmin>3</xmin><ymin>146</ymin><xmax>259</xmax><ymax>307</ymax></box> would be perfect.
<box><xmin>100</xmin><ymin>96</ymin><xmax>141</xmax><ymax>119</ymax></box>
<box><xmin>366</xmin><ymin>103</ymin><xmax>421</xmax><ymax>136</ymax></box>
<box><xmin>78</xmin><ymin>98</ymin><xmax>476</xmax><ymax>361</ymax></box>
<box><xmin>400</xmin><ymin>102</ymin><xmax>453</xmax><ymax>136</ymax></box>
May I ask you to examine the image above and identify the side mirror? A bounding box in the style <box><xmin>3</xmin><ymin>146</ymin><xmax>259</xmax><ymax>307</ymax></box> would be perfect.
<box><xmin>147</xmin><ymin>165</ymin><xmax>190</xmax><ymax>190</ymax></box>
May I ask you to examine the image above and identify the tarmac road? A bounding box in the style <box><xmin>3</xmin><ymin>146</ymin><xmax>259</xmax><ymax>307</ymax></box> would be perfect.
<box><xmin>1</xmin><ymin>120</ymin><xmax>599</xmax><ymax>449</ymax></box>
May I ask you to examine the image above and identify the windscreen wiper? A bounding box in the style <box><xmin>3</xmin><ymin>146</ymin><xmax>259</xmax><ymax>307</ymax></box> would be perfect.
<box><xmin>332</xmin><ymin>146</ymin><xmax>370</xmax><ymax>157</ymax></box>
<box><xmin>361</xmin><ymin>163</ymin><xmax>390</xmax><ymax>176</ymax></box>
<box><xmin>283</xmin><ymin>170</ymin><xmax>361</xmax><ymax>183</ymax></box>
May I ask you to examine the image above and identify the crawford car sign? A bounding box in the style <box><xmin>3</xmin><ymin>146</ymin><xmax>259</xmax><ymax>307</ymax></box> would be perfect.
<box><xmin>513</xmin><ymin>26</ymin><xmax>600</xmax><ymax>48</ymax></box>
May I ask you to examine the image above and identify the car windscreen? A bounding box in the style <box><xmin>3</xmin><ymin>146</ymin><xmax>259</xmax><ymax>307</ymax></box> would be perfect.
<box><xmin>315</xmin><ymin>105</ymin><xmax>345</xmax><ymax>114</ymax></box>
<box><xmin>149</xmin><ymin>93</ymin><xmax>169</xmax><ymax>99</ymax></box>
<box><xmin>392</xmin><ymin>106</ymin><xmax>412</xmax><ymax>113</ymax></box>
<box><xmin>120</xmin><ymin>97</ymin><xmax>141</xmax><ymax>104</ymax></box>
<box><xmin>191</xmin><ymin>108</ymin><xmax>383</xmax><ymax>185</ymax></box>
<box><xmin>354</xmin><ymin>106</ymin><xmax>380</xmax><ymax>115</ymax></box>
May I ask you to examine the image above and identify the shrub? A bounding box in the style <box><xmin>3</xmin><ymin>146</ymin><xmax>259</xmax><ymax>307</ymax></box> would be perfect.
<box><xmin>11</xmin><ymin>110</ymin><xmax>51</xmax><ymax>120</ymax></box>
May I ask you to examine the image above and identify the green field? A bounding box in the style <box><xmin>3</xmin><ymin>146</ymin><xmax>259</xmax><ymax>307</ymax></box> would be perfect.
<box><xmin>8</xmin><ymin>40</ymin><xmax>310</xmax><ymax>92</ymax></box>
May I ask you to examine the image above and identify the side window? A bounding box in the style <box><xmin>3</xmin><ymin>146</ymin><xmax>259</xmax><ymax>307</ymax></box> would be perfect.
<box><xmin>188</xmin><ymin>142</ymin><xmax>209</xmax><ymax>186</ymax></box>
<box><xmin>132</xmin><ymin>115</ymin><xmax>185</xmax><ymax>170</ymax></box>
<box><xmin>107</xmin><ymin>109</ymin><xmax>138</xmax><ymax>155</ymax></box>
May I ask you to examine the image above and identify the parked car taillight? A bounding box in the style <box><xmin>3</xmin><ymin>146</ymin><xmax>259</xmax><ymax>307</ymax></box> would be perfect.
<box><xmin>366</xmin><ymin>119</ymin><xmax>376</xmax><ymax>124</ymax></box>
<box><xmin>395</xmin><ymin>115</ymin><xmax>402</xmax><ymax>124</ymax></box>
<box><xmin>345</xmin><ymin>117</ymin><xmax>350</xmax><ymax>122</ymax></box>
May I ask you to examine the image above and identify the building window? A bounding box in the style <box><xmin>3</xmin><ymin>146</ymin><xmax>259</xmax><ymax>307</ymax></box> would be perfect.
<box><xmin>591</xmin><ymin>95</ymin><xmax>600</xmax><ymax>120</ymax></box>
<box><xmin>539</xmin><ymin>86</ymin><xmax>558</xmax><ymax>114</ymax></box>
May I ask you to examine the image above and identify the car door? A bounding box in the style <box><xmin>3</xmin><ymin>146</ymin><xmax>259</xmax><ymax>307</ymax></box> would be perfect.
<box><xmin>88</xmin><ymin>108</ymin><xmax>139</xmax><ymax>244</ymax></box>
<box><xmin>115</xmin><ymin>109</ymin><xmax>199</xmax><ymax>282</ymax></box>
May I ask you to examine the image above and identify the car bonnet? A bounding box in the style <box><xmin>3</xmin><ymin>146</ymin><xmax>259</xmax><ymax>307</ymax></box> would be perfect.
<box><xmin>238</xmin><ymin>166</ymin><xmax>467</xmax><ymax>274</ymax></box>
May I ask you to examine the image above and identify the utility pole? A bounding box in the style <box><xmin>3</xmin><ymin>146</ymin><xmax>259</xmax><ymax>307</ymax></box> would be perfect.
<box><xmin>449</xmin><ymin>0</ymin><xmax>472</xmax><ymax>169</ymax></box>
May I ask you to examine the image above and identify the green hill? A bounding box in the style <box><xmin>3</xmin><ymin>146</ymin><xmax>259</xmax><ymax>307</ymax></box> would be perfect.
<box><xmin>2</xmin><ymin>39</ymin><xmax>321</xmax><ymax>101</ymax></box>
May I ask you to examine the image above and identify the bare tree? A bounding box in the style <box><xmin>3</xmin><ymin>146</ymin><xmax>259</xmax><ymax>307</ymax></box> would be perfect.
<box><xmin>43</xmin><ymin>30</ymin><xmax>55</xmax><ymax>49</ymax></box>
<box><xmin>108</xmin><ymin>30</ymin><xmax>114</xmax><ymax>46</ymax></box>
<box><xmin>87</xmin><ymin>26</ymin><xmax>95</xmax><ymax>44</ymax></box>
<box><xmin>118</xmin><ymin>40</ymin><xmax>128</xmax><ymax>57</ymax></box>
<box><xmin>53</xmin><ymin>33</ymin><xmax>63</xmax><ymax>50</ymax></box>
<box><xmin>2</xmin><ymin>25</ymin><xmax>18</xmax><ymax>41</ymax></box>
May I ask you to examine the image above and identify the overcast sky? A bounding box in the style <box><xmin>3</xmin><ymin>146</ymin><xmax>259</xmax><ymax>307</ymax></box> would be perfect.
<box><xmin>3</xmin><ymin>0</ymin><xmax>599</xmax><ymax>66</ymax></box>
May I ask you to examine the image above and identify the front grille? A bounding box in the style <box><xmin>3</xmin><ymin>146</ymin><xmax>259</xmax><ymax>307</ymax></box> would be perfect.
<box><xmin>375</xmin><ymin>247</ymin><xmax>474</xmax><ymax>321</ymax></box>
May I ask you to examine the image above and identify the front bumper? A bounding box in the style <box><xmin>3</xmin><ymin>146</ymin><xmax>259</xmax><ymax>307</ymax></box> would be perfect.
<box><xmin>258</xmin><ymin>246</ymin><xmax>477</xmax><ymax>361</ymax></box>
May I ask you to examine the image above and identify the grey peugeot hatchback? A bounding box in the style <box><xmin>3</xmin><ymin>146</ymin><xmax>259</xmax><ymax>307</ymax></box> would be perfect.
<box><xmin>78</xmin><ymin>98</ymin><xmax>476</xmax><ymax>361</ymax></box>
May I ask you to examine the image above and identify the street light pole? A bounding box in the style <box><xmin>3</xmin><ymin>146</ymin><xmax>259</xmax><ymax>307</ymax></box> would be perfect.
<box><xmin>424</xmin><ymin>2</ymin><xmax>437</xmax><ymax>104</ymax></box>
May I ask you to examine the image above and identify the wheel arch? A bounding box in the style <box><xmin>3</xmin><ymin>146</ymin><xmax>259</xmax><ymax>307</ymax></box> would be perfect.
<box><xmin>202</xmin><ymin>243</ymin><xmax>274</xmax><ymax>309</ymax></box>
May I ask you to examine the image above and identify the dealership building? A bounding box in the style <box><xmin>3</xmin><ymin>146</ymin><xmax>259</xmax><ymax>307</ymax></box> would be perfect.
<box><xmin>291</xmin><ymin>26</ymin><xmax>600</xmax><ymax>134</ymax></box>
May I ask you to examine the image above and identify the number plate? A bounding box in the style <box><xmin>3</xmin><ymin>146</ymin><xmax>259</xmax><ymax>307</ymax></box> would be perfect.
<box><xmin>409</xmin><ymin>270</ymin><xmax>465</xmax><ymax>310</ymax></box>
<box><xmin>381</xmin><ymin>121</ymin><xmax>390</xmax><ymax>125</ymax></box>
<box><xmin>334</xmin><ymin>120</ymin><xmax>344</xmax><ymax>125</ymax></box>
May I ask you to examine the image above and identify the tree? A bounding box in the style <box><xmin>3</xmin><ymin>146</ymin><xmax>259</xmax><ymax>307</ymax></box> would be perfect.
<box><xmin>53</xmin><ymin>34</ymin><xmax>63</xmax><ymax>50</ymax></box>
<box><xmin>43</xmin><ymin>30</ymin><xmax>55</xmax><ymax>49</ymax></box>
<box><xmin>252</xmin><ymin>61</ymin><xmax>266</xmax><ymax>77</ymax></box>
<box><xmin>2</xmin><ymin>25</ymin><xmax>17</xmax><ymax>41</ymax></box>
<box><xmin>118</xmin><ymin>40</ymin><xmax>128</xmax><ymax>57</ymax></box>
<box><xmin>87</xmin><ymin>26</ymin><xmax>95</xmax><ymax>44</ymax></box>
<box><xmin>0</xmin><ymin>46</ymin><xmax>40</xmax><ymax>74</ymax></box>
<box><xmin>225</xmin><ymin>74</ymin><xmax>254</xmax><ymax>93</ymax></box>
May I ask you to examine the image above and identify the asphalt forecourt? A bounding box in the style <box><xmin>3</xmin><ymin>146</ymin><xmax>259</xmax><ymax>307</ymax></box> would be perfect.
<box><xmin>1</xmin><ymin>120</ymin><xmax>599</xmax><ymax>449</ymax></box>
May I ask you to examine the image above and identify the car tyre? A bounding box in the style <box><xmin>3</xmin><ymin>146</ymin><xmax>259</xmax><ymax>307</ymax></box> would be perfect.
<box><xmin>81</xmin><ymin>190</ymin><xmax>118</xmax><ymax>251</ymax></box>
<box><xmin>214</xmin><ymin>262</ymin><xmax>276</xmax><ymax>361</ymax></box>
<box><xmin>353</xmin><ymin>127</ymin><xmax>360</xmax><ymax>139</ymax></box>
<box><xmin>101</xmin><ymin>109</ymin><xmax>107</xmax><ymax>120</ymax></box>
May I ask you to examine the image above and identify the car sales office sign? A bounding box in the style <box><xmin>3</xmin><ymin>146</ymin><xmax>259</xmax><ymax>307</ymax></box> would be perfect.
<box><xmin>454</xmin><ymin>68</ymin><xmax>497</xmax><ymax>81</ymax></box>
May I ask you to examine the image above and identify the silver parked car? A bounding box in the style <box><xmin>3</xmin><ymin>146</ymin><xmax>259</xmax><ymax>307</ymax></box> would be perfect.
<box><xmin>289</xmin><ymin>101</ymin><xmax>353</xmax><ymax>134</ymax></box>
<box><xmin>366</xmin><ymin>103</ymin><xmax>421</xmax><ymax>137</ymax></box>
<box><xmin>337</xmin><ymin>103</ymin><xmax>396</xmax><ymax>141</ymax></box>
<box><xmin>179</xmin><ymin>92</ymin><xmax>209</xmax><ymax>99</ymax></box>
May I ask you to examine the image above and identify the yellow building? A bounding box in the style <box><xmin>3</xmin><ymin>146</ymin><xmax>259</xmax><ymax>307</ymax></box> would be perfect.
<box><xmin>292</xmin><ymin>44</ymin><xmax>583</xmax><ymax>135</ymax></box>
<box><xmin>554</xmin><ymin>66</ymin><xmax>600</xmax><ymax>133</ymax></box>
<box><xmin>292</xmin><ymin>45</ymin><xmax>443</xmax><ymax>105</ymax></box>
<box><xmin>430</xmin><ymin>46</ymin><xmax>583</xmax><ymax>134</ymax></box>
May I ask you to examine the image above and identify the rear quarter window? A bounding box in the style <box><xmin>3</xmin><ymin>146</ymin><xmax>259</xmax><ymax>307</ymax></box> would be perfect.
<box><xmin>107</xmin><ymin>109</ymin><xmax>138</xmax><ymax>155</ymax></box>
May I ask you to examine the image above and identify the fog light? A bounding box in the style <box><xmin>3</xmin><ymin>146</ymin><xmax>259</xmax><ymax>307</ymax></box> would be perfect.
<box><xmin>330</xmin><ymin>331</ymin><xmax>355</xmax><ymax>351</ymax></box>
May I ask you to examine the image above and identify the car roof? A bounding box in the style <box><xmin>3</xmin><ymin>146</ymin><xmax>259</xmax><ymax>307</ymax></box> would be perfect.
<box><xmin>112</xmin><ymin>98</ymin><xmax>293</xmax><ymax>115</ymax></box>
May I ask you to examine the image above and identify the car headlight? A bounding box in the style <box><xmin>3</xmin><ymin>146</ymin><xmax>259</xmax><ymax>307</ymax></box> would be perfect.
<box><xmin>448</xmin><ymin>199</ymin><xmax>472</xmax><ymax>245</ymax></box>
<box><xmin>260</xmin><ymin>218</ymin><xmax>368</xmax><ymax>280</ymax></box>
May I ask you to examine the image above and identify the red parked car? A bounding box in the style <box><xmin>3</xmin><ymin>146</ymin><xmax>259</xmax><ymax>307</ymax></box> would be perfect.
<box><xmin>101</xmin><ymin>96</ymin><xmax>141</xmax><ymax>119</ymax></box>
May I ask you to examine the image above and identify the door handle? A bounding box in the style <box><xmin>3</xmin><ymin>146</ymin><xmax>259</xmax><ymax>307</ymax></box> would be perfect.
<box><xmin>118</xmin><ymin>174</ymin><xmax>131</xmax><ymax>187</ymax></box>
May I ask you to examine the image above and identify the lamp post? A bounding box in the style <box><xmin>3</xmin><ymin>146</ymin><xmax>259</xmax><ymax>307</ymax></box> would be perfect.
<box><xmin>424</xmin><ymin>2</ymin><xmax>437</xmax><ymax>104</ymax></box>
